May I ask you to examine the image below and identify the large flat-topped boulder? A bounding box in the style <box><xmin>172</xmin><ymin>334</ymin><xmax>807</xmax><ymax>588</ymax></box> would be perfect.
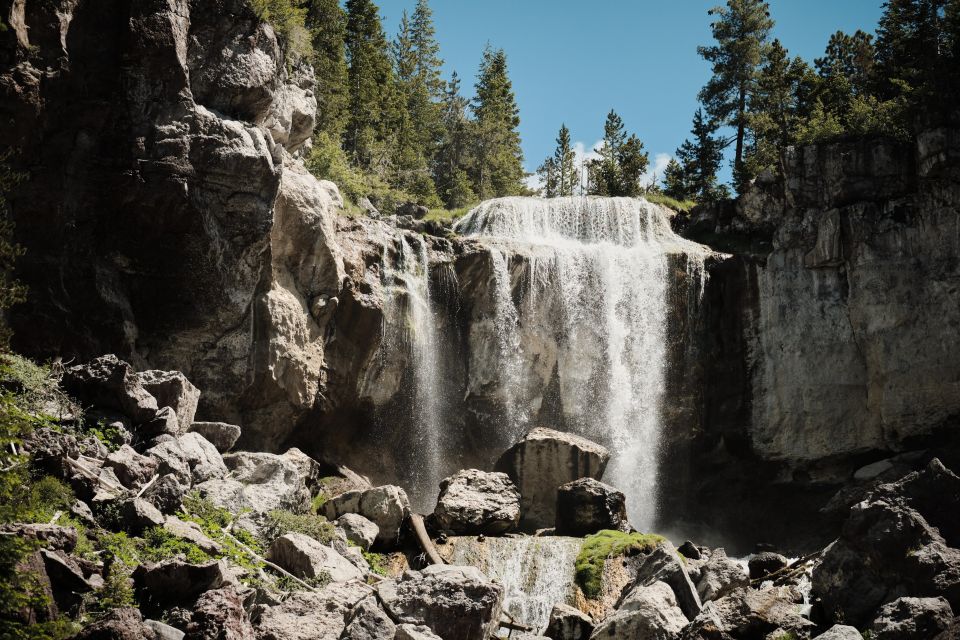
<box><xmin>495</xmin><ymin>428</ymin><xmax>609</xmax><ymax>529</ymax></box>
<box><xmin>431</xmin><ymin>469</ymin><xmax>520</xmax><ymax>535</ymax></box>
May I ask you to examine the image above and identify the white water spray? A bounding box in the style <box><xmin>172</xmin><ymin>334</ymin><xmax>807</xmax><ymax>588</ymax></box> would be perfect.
<box><xmin>455</xmin><ymin>196</ymin><xmax>710</xmax><ymax>530</ymax></box>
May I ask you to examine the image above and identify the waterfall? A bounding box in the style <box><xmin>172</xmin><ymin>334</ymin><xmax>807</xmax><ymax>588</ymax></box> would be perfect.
<box><xmin>445</xmin><ymin>535</ymin><xmax>582</xmax><ymax>632</ymax></box>
<box><xmin>376</xmin><ymin>233</ymin><xmax>447</xmax><ymax>512</ymax></box>
<box><xmin>454</xmin><ymin>196</ymin><xmax>710</xmax><ymax>530</ymax></box>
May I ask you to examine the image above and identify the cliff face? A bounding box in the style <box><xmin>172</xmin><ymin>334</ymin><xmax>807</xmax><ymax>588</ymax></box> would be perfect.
<box><xmin>674</xmin><ymin>130</ymin><xmax>960</xmax><ymax>547</ymax></box>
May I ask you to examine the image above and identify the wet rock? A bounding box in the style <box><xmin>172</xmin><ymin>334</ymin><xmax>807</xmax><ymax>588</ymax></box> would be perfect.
<box><xmin>591</xmin><ymin>580</ymin><xmax>687</xmax><ymax>640</ymax></box>
<box><xmin>146</xmin><ymin>433</ymin><xmax>227</xmax><ymax>486</ymax></box>
<box><xmin>187</xmin><ymin>422</ymin><xmax>241</xmax><ymax>453</ymax></box>
<box><xmin>137</xmin><ymin>370</ymin><xmax>200</xmax><ymax>430</ymax></box>
<box><xmin>61</xmin><ymin>355</ymin><xmax>158</xmax><ymax>423</ymax></box>
<box><xmin>256</xmin><ymin>581</ymin><xmax>374</xmax><ymax>640</ymax></box>
<box><xmin>545</xmin><ymin>603</ymin><xmax>593</xmax><ymax>640</ymax></box>
<box><xmin>143</xmin><ymin>474</ymin><xmax>187</xmax><ymax>514</ymax></box>
<box><xmin>73</xmin><ymin>607</ymin><xmax>155</xmax><ymax>640</ymax></box>
<box><xmin>869</xmin><ymin>596</ymin><xmax>954</xmax><ymax>640</ymax></box>
<box><xmin>324</xmin><ymin>485</ymin><xmax>411</xmax><ymax>548</ymax></box>
<box><xmin>341</xmin><ymin>596</ymin><xmax>396</xmax><ymax>640</ymax></box>
<box><xmin>184</xmin><ymin>587</ymin><xmax>255</xmax><ymax>640</ymax></box>
<box><xmin>104</xmin><ymin>445</ymin><xmax>158</xmax><ymax>488</ymax></box>
<box><xmin>144</xmin><ymin>619</ymin><xmax>185</xmax><ymax>640</ymax></box>
<box><xmin>677</xmin><ymin>541</ymin><xmax>701</xmax><ymax>561</ymax></box>
<box><xmin>813</xmin><ymin>459</ymin><xmax>960</xmax><ymax>627</ymax></box>
<box><xmin>555</xmin><ymin>478</ymin><xmax>628</xmax><ymax>536</ymax></box>
<box><xmin>266</xmin><ymin>532</ymin><xmax>363</xmax><ymax>582</ymax></box>
<box><xmin>630</xmin><ymin>541</ymin><xmax>702</xmax><ymax>621</ymax></box>
<box><xmin>495</xmin><ymin>428</ymin><xmax>609</xmax><ymax>529</ymax></box>
<box><xmin>395</xmin><ymin>625</ymin><xmax>443</xmax><ymax>640</ymax></box>
<box><xmin>432</xmin><ymin>469</ymin><xmax>520</xmax><ymax>535</ymax></box>
<box><xmin>680</xmin><ymin>587</ymin><xmax>815</xmax><ymax>639</ymax></box>
<box><xmin>132</xmin><ymin>559</ymin><xmax>226</xmax><ymax>610</ymax></box>
<box><xmin>121</xmin><ymin>497</ymin><xmax>166</xmax><ymax>533</ymax></box>
<box><xmin>816</xmin><ymin>625</ymin><xmax>862</xmax><ymax>640</ymax></box>
<box><xmin>336</xmin><ymin>513</ymin><xmax>379</xmax><ymax>551</ymax></box>
<box><xmin>748</xmin><ymin>551</ymin><xmax>788</xmax><ymax>581</ymax></box>
<box><xmin>377</xmin><ymin>565</ymin><xmax>503</xmax><ymax>640</ymax></box>
<box><xmin>695</xmin><ymin>548</ymin><xmax>749</xmax><ymax>603</ymax></box>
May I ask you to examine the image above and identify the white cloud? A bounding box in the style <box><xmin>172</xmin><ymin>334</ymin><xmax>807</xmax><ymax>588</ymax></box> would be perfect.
<box><xmin>641</xmin><ymin>152</ymin><xmax>673</xmax><ymax>188</ymax></box>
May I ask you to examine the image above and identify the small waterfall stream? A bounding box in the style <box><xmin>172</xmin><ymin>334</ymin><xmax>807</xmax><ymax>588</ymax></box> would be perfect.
<box><xmin>444</xmin><ymin>535</ymin><xmax>582</xmax><ymax>633</ymax></box>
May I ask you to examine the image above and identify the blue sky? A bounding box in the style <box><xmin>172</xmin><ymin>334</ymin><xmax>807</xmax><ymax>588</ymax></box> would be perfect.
<box><xmin>380</xmin><ymin>0</ymin><xmax>885</xmax><ymax>189</ymax></box>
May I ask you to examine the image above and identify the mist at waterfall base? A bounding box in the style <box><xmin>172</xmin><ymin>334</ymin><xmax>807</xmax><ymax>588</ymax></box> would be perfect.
<box><xmin>369</xmin><ymin>196</ymin><xmax>709</xmax><ymax>532</ymax></box>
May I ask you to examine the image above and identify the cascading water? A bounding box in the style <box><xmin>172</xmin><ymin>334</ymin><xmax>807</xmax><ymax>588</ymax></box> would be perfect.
<box><xmin>445</xmin><ymin>536</ymin><xmax>582</xmax><ymax>633</ymax></box>
<box><xmin>454</xmin><ymin>196</ymin><xmax>710</xmax><ymax>530</ymax></box>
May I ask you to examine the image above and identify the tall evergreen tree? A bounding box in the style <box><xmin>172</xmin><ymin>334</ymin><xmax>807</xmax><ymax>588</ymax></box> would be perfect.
<box><xmin>344</xmin><ymin>0</ymin><xmax>400</xmax><ymax>174</ymax></box>
<box><xmin>434</xmin><ymin>72</ymin><xmax>477</xmax><ymax>208</ymax></box>
<box><xmin>536</xmin><ymin>157</ymin><xmax>559</xmax><ymax>198</ymax></box>
<box><xmin>306</xmin><ymin>0</ymin><xmax>348</xmax><ymax>139</ymax></box>
<box><xmin>587</xmin><ymin>110</ymin><xmax>649</xmax><ymax>197</ymax></box>
<box><xmin>471</xmin><ymin>46</ymin><xmax>525</xmax><ymax>199</ymax></box>
<box><xmin>552</xmin><ymin>124</ymin><xmax>578</xmax><ymax>196</ymax></box>
<box><xmin>675</xmin><ymin>109</ymin><xmax>728</xmax><ymax>202</ymax></box>
<box><xmin>410</xmin><ymin>0</ymin><xmax>445</xmax><ymax>99</ymax></box>
<box><xmin>874</xmin><ymin>0</ymin><xmax>948</xmax><ymax>104</ymax></box>
<box><xmin>698</xmin><ymin>0</ymin><xmax>774</xmax><ymax>191</ymax></box>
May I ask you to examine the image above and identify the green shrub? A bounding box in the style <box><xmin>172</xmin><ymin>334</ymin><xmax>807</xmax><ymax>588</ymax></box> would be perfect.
<box><xmin>363</xmin><ymin>551</ymin><xmax>388</xmax><ymax>577</ymax></box>
<box><xmin>642</xmin><ymin>193</ymin><xmax>697</xmax><ymax>214</ymax></box>
<box><xmin>248</xmin><ymin>0</ymin><xmax>312</xmax><ymax>60</ymax></box>
<box><xmin>140</xmin><ymin>527</ymin><xmax>210</xmax><ymax>564</ymax></box>
<box><xmin>260</xmin><ymin>510</ymin><xmax>335</xmax><ymax>546</ymax></box>
<box><xmin>575</xmin><ymin>530</ymin><xmax>666</xmax><ymax>599</ymax></box>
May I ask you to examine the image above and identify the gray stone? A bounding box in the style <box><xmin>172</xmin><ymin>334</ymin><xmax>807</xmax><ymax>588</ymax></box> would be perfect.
<box><xmin>591</xmin><ymin>581</ymin><xmax>687</xmax><ymax>640</ymax></box>
<box><xmin>555</xmin><ymin>478</ymin><xmax>628</xmax><ymax>536</ymax></box>
<box><xmin>184</xmin><ymin>587</ymin><xmax>255</xmax><ymax>640</ymax></box>
<box><xmin>146</xmin><ymin>433</ymin><xmax>227</xmax><ymax>486</ymax></box>
<box><xmin>342</xmin><ymin>596</ymin><xmax>396</xmax><ymax>640</ymax></box>
<box><xmin>197</xmin><ymin>450</ymin><xmax>310</xmax><ymax>516</ymax></box>
<box><xmin>121</xmin><ymin>497</ymin><xmax>165</xmax><ymax>532</ymax></box>
<box><xmin>137</xmin><ymin>370</ymin><xmax>201</xmax><ymax>430</ymax></box>
<box><xmin>187</xmin><ymin>422</ymin><xmax>241</xmax><ymax>453</ymax></box>
<box><xmin>281</xmin><ymin>447</ymin><xmax>324</xmax><ymax>491</ymax></box>
<box><xmin>432</xmin><ymin>469</ymin><xmax>520</xmax><ymax>535</ymax></box>
<box><xmin>266</xmin><ymin>532</ymin><xmax>363</xmax><ymax>582</ymax></box>
<box><xmin>255</xmin><ymin>581</ymin><xmax>374</xmax><ymax>640</ymax></box>
<box><xmin>869</xmin><ymin>596</ymin><xmax>954</xmax><ymax>640</ymax></box>
<box><xmin>325</xmin><ymin>485</ymin><xmax>410</xmax><ymax>548</ymax></box>
<box><xmin>394</xmin><ymin>625</ymin><xmax>443</xmax><ymax>640</ymax></box>
<box><xmin>73</xmin><ymin>607</ymin><xmax>154</xmax><ymax>640</ymax></box>
<box><xmin>816</xmin><ymin>625</ymin><xmax>863</xmax><ymax>640</ymax></box>
<box><xmin>137</xmin><ymin>406</ymin><xmax>181</xmax><ymax>441</ymax></box>
<box><xmin>104</xmin><ymin>445</ymin><xmax>158</xmax><ymax>489</ymax></box>
<box><xmin>630</xmin><ymin>542</ymin><xmax>702</xmax><ymax>621</ymax></box>
<box><xmin>545</xmin><ymin>603</ymin><xmax>593</xmax><ymax>640</ymax></box>
<box><xmin>336</xmin><ymin>513</ymin><xmax>379</xmax><ymax>551</ymax></box>
<box><xmin>133</xmin><ymin>559</ymin><xmax>226</xmax><ymax>610</ymax></box>
<box><xmin>680</xmin><ymin>587</ymin><xmax>814</xmax><ymax>639</ymax></box>
<box><xmin>377</xmin><ymin>565</ymin><xmax>503</xmax><ymax>640</ymax></box>
<box><xmin>163</xmin><ymin>516</ymin><xmax>223</xmax><ymax>555</ymax></box>
<box><xmin>61</xmin><ymin>355</ymin><xmax>158</xmax><ymax>423</ymax></box>
<box><xmin>748</xmin><ymin>551</ymin><xmax>788</xmax><ymax>581</ymax></box>
<box><xmin>144</xmin><ymin>619</ymin><xmax>185</xmax><ymax>640</ymax></box>
<box><xmin>695</xmin><ymin>548</ymin><xmax>748</xmax><ymax>602</ymax></box>
<box><xmin>495</xmin><ymin>428</ymin><xmax>609</xmax><ymax>529</ymax></box>
<box><xmin>143</xmin><ymin>474</ymin><xmax>186</xmax><ymax>514</ymax></box>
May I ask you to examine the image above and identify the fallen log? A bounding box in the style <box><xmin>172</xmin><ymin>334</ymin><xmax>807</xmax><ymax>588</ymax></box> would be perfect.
<box><xmin>409</xmin><ymin>513</ymin><xmax>445</xmax><ymax>566</ymax></box>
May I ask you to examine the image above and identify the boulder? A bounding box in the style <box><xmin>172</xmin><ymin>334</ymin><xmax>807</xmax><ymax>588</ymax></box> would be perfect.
<box><xmin>397</xmin><ymin>202</ymin><xmax>430</xmax><ymax>219</ymax></box>
<box><xmin>184</xmin><ymin>587</ymin><xmax>255</xmax><ymax>640</ymax></box>
<box><xmin>266</xmin><ymin>532</ymin><xmax>363</xmax><ymax>582</ymax></box>
<box><xmin>336</xmin><ymin>513</ymin><xmax>379</xmax><ymax>551</ymax></box>
<box><xmin>495</xmin><ymin>428</ymin><xmax>609</xmax><ymax>528</ymax></box>
<box><xmin>544</xmin><ymin>603</ymin><xmax>594</xmax><ymax>640</ymax></box>
<box><xmin>813</xmin><ymin>459</ymin><xmax>960</xmax><ymax>627</ymax></box>
<box><xmin>121</xmin><ymin>497</ymin><xmax>166</xmax><ymax>532</ymax></box>
<box><xmin>680</xmin><ymin>587</ymin><xmax>815</xmax><ymax>639</ymax></box>
<box><xmin>555</xmin><ymin>478</ymin><xmax>628</xmax><ymax>536</ymax></box>
<box><xmin>163</xmin><ymin>516</ymin><xmax>223</xmax><ymax>555</ymax></box>
<box><xmin>143</xmin><ymin>474</ymin><xmax>187</xmax><ymax>514</ymax></box>
<box><xmin>748</xmin><ymin>551</ymin><xmax>788</xmax><ymax>581</ymax></box>
<box><xmin>256</xmin><ymin>581</ymin><xmax>374</xmax><ymax>640</ymax></box>
<box><xmin>324</xmin><ymin>485</ymin><xmax>411</xmax><ymax>547</ymax></box>
<box><xmin>677</xmin><ymin>541</ymin><xmax>702</xmax><ymax>561</ymax></box>
<box><xmin>395</xmin><ymin>625</ymin><xmax>443</xmax><ymax>640</ymax></box>
<box><xmin>145</xmin><ymin>433</ymin><xmax>227</xmax><ymax>486</ymax></box>
<box><xmin>280</xmin><ymin>447</ymin><xmax>324</xmax><ymax>491</ymax></box>
<box><xmin>591</xmin><ymin>581</ymin><xmax>687</xmax><ymax>640</ymax></box>
<box><xmin>132</xmin><ymin>559</ymin><xmax>226</xmax><ymax>609</ymax></box>
<box><xmin>432</xmin><ymin>469</ymin><xmax>520</xmax><ymax>535</ymax></box>
<box><xmin>137</xmin><ymin>370</ymin><xmax>201</xmax><ymax>429</ymax></box>
<box><xmin>104</xmin><ymin>445</ymin><xmax>159</xmax><ymax>488</ymax></box>
<box><xmin>40</xmin><ymin>548</ymin><xmax>95</xmax><ymax>614</ymax></box>
<box><xmin>695</xmin><ymin>548</ymin><xmax>749</xmax><ymax>603</ymax></box>
<box><xmin>61</xmin><ymin>355</ymin><xmax>158</xmax><ymax>423</ymax></box>
<box><xmin>816</xmin><ymin>625</ymin><xmax>862</xmax><ymax>640</ymax></box>
<box><xmin>187</xmin><ymin>422</ymin><xmax>241</xmax><ymax>453</ymax></box>
<box><xmin>377</xmin><ymin>565</ymin><xmax>503</xmax><ymax>640</ymax></box>
<box><xmin>1</xmin><ymin>523</ymin><xmax>77</xmax><ymax>552</ymax></box>
<box><xmin>222</xmin><ymin>450</ymin><xmax>311</xmax><ymax>512</ymax></box>
<box><xmin>630</xmin><ymin>542</ymin><xmax>702</xmax><ymax>621</ymax></box>
<box><xmin>144</xmin><ymin>620</ymin><xmax>185</xmax><ymax>640</ymax></box>
<box><xmin>869</xmin><ymin>596</ymin><xmax>954</xmax><ymax>640</ymax></box>
<box><xmin>73</xmin><ymin>607</ymin><xmax>156</xmax><ymax>640</ymax></box>
<box><xmin>341</xmin><ymin>596</ymin><xmax>397</xmax><ymax>640</ymax></box>
<box><xmin>137</xmin><ymin>407</ymin><xmax>180</xmax><ymax>442</ymax></box>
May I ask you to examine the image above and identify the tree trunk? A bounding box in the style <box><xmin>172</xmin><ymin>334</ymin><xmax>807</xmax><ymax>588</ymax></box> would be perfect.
<box><xmin>735</xmin><ymin>83</ymin><xmax>747</xmax><ymax>189</ymax></box>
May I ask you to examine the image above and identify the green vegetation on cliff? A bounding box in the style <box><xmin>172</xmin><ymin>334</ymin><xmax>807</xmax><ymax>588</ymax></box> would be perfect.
<box><xmin>575</xmin><ymin>530</ymin><xmax>666</xmax><ymax>598</ymax></box>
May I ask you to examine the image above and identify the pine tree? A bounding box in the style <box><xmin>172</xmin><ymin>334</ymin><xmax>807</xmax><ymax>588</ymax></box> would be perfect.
<box><xmin>434</xmin><ymin>72</ymin><xmax>476</xmax><ymax>208</ymax></box>
<box><xmin>675</xmin><ymin>109</ymin><xmax>728</xmax><ymax>202</ymax></box>
<box><xmin>306</xmin><ymin>0</ymin><xmax>349</xmax><ymax>139</ymax></box>
<box><xmin>410</xmin><ymin>0</ymin><xmax>445</xmax><ymax>100</ymax></box>
<box><xmin>661</xmin><ymin>159</ymin><xmax>691</xmax><ymax>201</ymax></box>
<box><xmin>588</xmin><ymin>110</ymin><xmax>649</xmax><ymax>197</ymax></box>
<box><xmin>471</xmin><ymin>46</ymin><xmax>525</xmax><ymax>199</ymax></box>
<box><xmin>536</xmin><ymin>157</ymin><xmax>559</xmax><ymax>198</ymax></box>
<box><xmin>874</xmin><ymin>0</ymin><xmax>948</xmax><ymax>104</ymax></box>
<box><xmin>552</xmin><ymin>124</ymin><xmax>578</xmax><ymax>196</ymax></box>
<box><xmin>344</xmin><ymin>0</ymin><xmax>401</xmax><ymax>174</ymax></box>
<box><xmin>698</xmin><ymin>0</ymin><xmax>774</xmax><ymax>191</ymax></box>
